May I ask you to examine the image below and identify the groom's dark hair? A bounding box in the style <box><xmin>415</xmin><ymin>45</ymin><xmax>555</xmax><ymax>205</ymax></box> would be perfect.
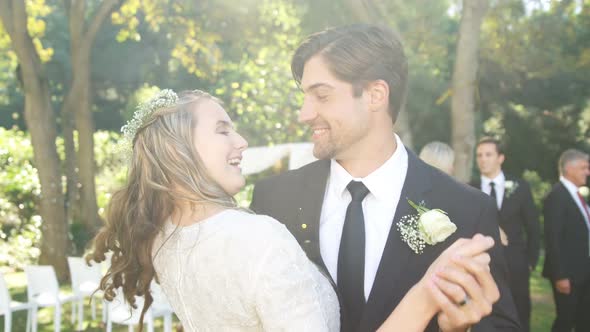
<box><xmin>291</xmin><ymin>24</ymin><xmax>408</xmax><ymax>124</ymax></box>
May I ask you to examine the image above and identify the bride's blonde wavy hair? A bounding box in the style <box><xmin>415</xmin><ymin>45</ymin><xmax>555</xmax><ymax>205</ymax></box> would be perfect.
<box><xmin>87</xmin><ymin>90</ymin><xmax>237</xmax><ymax>330</ymax></box>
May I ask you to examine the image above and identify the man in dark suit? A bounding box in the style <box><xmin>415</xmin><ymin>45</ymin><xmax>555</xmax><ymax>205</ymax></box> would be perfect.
<box><xmin>250</xmin><ymin>24</ymin><xmax>520</xmax><ymax>332</ymax></box>
<box><xmin>471</xmin><ymin>137</ymin><xmax>540</xmax><ymax>332</ymax></box>
<box><xmin>543</xmin><ymin>149</ymin><xmax>590</xmax><ymax>332</ymax></box>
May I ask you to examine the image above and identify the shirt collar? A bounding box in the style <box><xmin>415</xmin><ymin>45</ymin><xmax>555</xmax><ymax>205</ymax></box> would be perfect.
<box><xmin>560</xmin><ymin>176</ymin><xmax>580</xmax><ymax>196</ymax></box>
<box><xmin>329</xmin><ymin>134</ymin><xmax>407</xmax><ymax>202</ymax></box>
<box><xmin>481</xmin><ymin>171</ymin><xmax>505</xmax><ymax>187</ymax></box>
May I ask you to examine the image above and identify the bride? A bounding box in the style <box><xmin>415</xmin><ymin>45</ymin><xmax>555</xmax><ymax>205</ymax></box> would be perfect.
<box><xmin>88</xmin><ymin>89</ymin><xmax>499</xmax><ymax>332</ymax></box>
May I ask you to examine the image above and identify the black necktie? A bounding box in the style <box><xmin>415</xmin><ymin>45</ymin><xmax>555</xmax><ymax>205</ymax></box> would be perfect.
<box><xmin>338</xmin><ymin>181</ymin><xmax>370</xmax><ymax>331</ymax></box>
<box><xmin>490</xmin><ymin>181</ymin><xmax>497</xmax><ymax>200</ymax></box>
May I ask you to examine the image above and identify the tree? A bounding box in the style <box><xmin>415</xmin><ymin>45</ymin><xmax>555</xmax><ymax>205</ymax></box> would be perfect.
<box><xmin>451</xmin><ymin>0</ymin><xmax>489</xmax><ymax>182</ymax></box>
<box><xmin>60</xmin><ymin>0</ymin><xmax>121</xmax><ymax>238</ymax></box>
<box><xmin>0</xmin><ymin>0</ymin><xmax>69</xmax><ymax>278</ymax></box>
<box><xmin>477</xmin><ymin>0</ymin><xmax>590</xmax><ymax>181</ymax></box>
<box><xmin>0</xmin><ymin>0</ymin><xmax>122</xmax><ymax>276</ymax></box>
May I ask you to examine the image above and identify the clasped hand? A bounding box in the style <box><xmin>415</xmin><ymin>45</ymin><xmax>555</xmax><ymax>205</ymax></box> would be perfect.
<box><xmin>420</xmin><ymin>234</ymin><xmax>500</xmax><ymax>332</ymax></box>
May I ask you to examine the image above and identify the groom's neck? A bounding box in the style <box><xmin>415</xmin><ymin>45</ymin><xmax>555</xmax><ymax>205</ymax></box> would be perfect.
<box><xmin>336</xmin><ymin>136</ymin><xmax>397</xmax><ymax>178</ymax></box>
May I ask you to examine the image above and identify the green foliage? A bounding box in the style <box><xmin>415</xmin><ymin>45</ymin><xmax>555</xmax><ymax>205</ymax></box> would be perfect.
<box><xmin>0</xmin><ymin>216</ymin><xmax>42</xmax><ymax>270</ymax></box>
<box><xmin>522</xmin><ymin>169</ymin><xmax>551</xmax><ymax>242</ymax></box>
<box><xmin>0</xmin><ymin>129</ymin><xmax>127</xmax><ymax>270</ymax></box>
<box><xmin>213</xmin><ymin>0</ymin><xmax>305</xmax><ymax>146</ymax></box>
<box><xmin>479</xmin><ymin>0</ymin><xmax>590</xmax><ymax>180</ymax></box>
<box><xmin>522</xmin><ymin>169</ymin><xmax>551</xmax><ymax>212</ymax></box>
<box><xmin>111</xmin><ymin>0</ymin><xmax>225</xmax><ymax>78</ymax></box>
<box><xmin>0</xmin><ymin>128</ymin><xmax>40</xmax><ymax>228</ymax></box>
<box><xmin>0</xmin><ymin>128</ymin><xmax>41</xmax><ymax>269</ymax></box>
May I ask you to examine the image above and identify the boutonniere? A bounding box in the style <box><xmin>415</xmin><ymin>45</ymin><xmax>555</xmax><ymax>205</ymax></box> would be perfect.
<box><xmin>504</xmin><ymin>180</ymin><xmax>519</xmax><ymax>198</ymax></box>
<box><xmin>397</xmin><ymin>199</ymin><xmax>457</xmax><ymax>254</ymax></box>
<box><xmin>579</xmin><ymin>186</ymin><xmax>590</xmax><ymax>199</ymax></box>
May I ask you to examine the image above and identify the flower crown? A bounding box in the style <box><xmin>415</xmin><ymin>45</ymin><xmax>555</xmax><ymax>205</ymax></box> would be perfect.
<box><xmin>122</xmin><ymin>89</ymin><xmax>179</xmax><ymax>143</ymax></box>
<box><xmin>118</xmin><ymin>89</ymin><xmax>179</xmax><ymax>160</ymax></box>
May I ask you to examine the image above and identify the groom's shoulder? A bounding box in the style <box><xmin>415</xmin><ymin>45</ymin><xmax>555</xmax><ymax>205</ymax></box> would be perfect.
<box><xmin>254</xmin><ymin>159</ymin><xmax>326</xmax><ymax>189</ymax></box>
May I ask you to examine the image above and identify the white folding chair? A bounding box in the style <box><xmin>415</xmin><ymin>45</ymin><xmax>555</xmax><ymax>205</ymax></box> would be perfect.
<box><xmin>0</xmin><ymin>272</ymin><xmax>34</xmax><ymax>332</ymax></box>
<box><xmin>105</xmin><ymin>281</ymin><xmax>173</xmax><ymax>332</ymax></box>
<box><xmin>150</xmin><ymin>282</ymin><xmax>173</xmax><ymax>332</ymax></box>
<box><xmin>25</xmin><ymin>265</ymin><xmax>80</xmax><ymax>332</ymax></box>
<box><xmin>67</xmin><ymin>257</ymin><xmax>106</xmax><ymax>330</ymax></box>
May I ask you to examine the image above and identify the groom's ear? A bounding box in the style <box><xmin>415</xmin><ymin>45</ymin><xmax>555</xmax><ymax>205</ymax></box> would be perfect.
<box><xmin>366</xmin><ymin>80</ymin><xmax>389</xmax><ymax>113</ymax></box>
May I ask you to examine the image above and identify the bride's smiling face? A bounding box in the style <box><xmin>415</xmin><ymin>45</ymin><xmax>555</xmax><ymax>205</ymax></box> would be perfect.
<box><xmin>192</xmin><ymin>100</ymin><xmax>248</xmax><ymax>196</ymax></box>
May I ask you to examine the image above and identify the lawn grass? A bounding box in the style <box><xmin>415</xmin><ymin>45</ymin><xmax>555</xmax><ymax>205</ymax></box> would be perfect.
<box><xmin>530</xmin><ymin>263</ymin><xmax>555</xmax><ymax>331</ymax></box>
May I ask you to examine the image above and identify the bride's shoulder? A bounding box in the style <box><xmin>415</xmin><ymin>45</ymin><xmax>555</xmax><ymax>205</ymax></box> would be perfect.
<box><xmin>223</xmin><ymin>209</ymin><xmax>290</xmax><ymax>234</ymax></box>
<box><xmin>221</xmin><ymin>209</ymin><xmax>296</xmax><ymax>245</ymax></box>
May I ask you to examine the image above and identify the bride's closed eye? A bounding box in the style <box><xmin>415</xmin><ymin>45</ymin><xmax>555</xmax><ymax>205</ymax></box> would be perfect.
<box><xmin>216</xmin><ymin>120</ymin><xmax>235</xmax><ymax>136</ymax></box>
<box><xmin>217</xmin><ymin>130</ymin><xmax>230</xmax><ymax>136</ymax></box>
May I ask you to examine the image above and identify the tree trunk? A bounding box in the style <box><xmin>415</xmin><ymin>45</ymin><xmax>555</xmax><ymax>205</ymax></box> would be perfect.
<box><xmin>61</xmin><ymin>101</ymin><xmax>79</xmax><ymax>227</ymax></box>
<box><xmin>450</xmin><ymin>0</ymin><xmax>489</xmax><ymax>182</ymax></box>
<box><xmin>0</xmin><ymin>0</ymin><xmax>69</xmax><ymax>279</ymax></box>
<box><xmin>62</xmin><ymin>50</ymin><xmax>100</xmax><ymax>234</ymax></box>
<box><xmin>62</xmin><ymin>0</ymin><xmax>121</xmax><ymax>248</ymax></box>
<box><xmin>71</xmin><ymin>58</ymin><xmax>101</xmax><ymax>236</ymax></box>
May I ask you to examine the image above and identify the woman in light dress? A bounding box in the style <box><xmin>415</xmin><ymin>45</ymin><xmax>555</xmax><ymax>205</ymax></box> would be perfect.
<box><xmin>88</xmin><ymin>90</ymin><xmax>499</xmax><ymax>332</ymax></box>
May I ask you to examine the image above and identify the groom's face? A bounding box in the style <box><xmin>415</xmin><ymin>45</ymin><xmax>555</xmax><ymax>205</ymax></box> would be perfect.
<box><xmin>298</xmin><ymin>55</ymin><xmax>371</xmax><ymax>160</ymax></box>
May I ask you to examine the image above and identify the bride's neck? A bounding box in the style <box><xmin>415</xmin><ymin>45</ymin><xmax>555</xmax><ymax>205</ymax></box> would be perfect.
<box><xmin>171</xmin><ymin>203</ymin><xmax>225</xmax><ymax>226</ymax></box>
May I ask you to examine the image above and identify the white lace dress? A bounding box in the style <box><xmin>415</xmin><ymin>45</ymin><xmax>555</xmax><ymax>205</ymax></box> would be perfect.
<box><xmin>152</xmin><ymin>209</ymin><xmax>340</xmax><ymax>332</ymax></box>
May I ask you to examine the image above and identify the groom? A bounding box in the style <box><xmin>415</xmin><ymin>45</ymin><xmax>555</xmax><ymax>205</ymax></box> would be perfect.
<box><xmin>251</xmin><ymin>24</ymin><xmax>520</xmax><ymax>332</ymax></box>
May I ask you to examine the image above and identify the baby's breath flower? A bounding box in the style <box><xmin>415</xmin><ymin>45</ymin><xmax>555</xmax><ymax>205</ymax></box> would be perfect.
<box><xmin>118</xmin><ymin>89</ymin><xmax>179</xmax><ymax>161</ymax></box>
<box><xmin>397</xmin><ymin>214</ymin><xmax>426</xmax><ymax>254</ymax></box>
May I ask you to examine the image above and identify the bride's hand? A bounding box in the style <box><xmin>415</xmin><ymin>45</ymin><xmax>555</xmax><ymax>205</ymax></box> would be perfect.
<box><xmin>376</xmin><ymin>234</ymin><xmax>497</xmax><ymax>332</ymax></box>
<box><xmin>424</xmin><ymin>234</ymin><xmax>500</xmax><ymax>331</ymax></box>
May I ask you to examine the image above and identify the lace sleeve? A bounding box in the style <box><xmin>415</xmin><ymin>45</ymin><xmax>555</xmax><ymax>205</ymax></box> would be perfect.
<box><xmin>249</xmin><ymin>221</ymin><xmax>332</xmax><ymax>332</ymax></box>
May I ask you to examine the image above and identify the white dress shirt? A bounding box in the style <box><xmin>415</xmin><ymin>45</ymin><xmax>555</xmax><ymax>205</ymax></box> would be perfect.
<box><xmin>319</xmin><ymin>134</ymin><xmax>408</xmax><ymax>300</ymax></box>
<box><xmin>481</xmin><ymin>172</ymin><xmax>505</xmax><ymax>210</ymax></box>
<box><xmin>560</xmin><ymin>176</ymin><xmax>590</xmax><ymax>231</ymax></box>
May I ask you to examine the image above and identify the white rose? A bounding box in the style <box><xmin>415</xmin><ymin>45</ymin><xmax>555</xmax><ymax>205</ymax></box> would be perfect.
<box><xmin>418</xmin><ymin>209</ymin><xmax>457</xmax><ymax>245</ymax></box>
<box><xmin>579</xmin><ymin>186</ymin><xmax>590</xmax><ymax>198</ymax></box>
<box><xmin>505</xmin><ymin>181</ymin><xmax>514</xmax><ymax>190</ymax></box>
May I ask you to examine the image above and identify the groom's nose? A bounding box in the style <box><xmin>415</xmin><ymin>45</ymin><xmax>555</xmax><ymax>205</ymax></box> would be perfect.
<box><xmin>298</xmin><ymin>100</ymin><xmax>317</xmax><ymax>123</ymax></box>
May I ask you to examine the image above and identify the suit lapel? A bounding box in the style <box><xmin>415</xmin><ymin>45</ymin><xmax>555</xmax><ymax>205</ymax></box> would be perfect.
<box><xmin>297</xmin><ymin>159</ymin><xmax>331</xmax><ymax>273</ymax></box>
<box><xmin>360</xmin><ymin>149</ymin><xmax>433</xmax><ymax>329</ymax></box>
<box><xmin>499</xmin><ymin>175</ymin><xmax>511</xmax><ymax>214</ymax></box>
<box><xmin>559</xmin><ymin>182</ymin><xmax>588</xmax><ymax>223</ymax></box>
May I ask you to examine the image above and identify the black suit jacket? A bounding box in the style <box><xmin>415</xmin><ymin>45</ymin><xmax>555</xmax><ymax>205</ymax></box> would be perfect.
<box><xmin>470</xmin><ymin>176</ymin><xmax>540</xmax><ymax>269</ymax></box>
<box><xmin>251</xmin><ymin>149</ymin><xmax>521</xmax><ymax>332</ymax></box>
<box><xmin>542</xmin><ymin>182</ymin><xmax>590</xmax><ymax>284</ymax></box>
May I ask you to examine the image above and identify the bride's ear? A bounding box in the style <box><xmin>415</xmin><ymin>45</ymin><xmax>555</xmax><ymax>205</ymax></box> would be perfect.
<box><xmin>366</xmin><ymin>80</ymin><xmax>389</xmax><ymax>113</ymax></box>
